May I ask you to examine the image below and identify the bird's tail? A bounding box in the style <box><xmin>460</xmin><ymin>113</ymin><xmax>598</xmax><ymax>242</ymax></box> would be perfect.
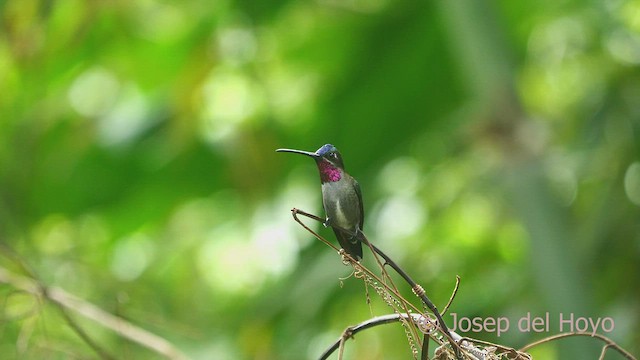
<box><xmin>332</xmin><ymin>227</ymin><xmax>363</xmax><ymax>260</ymax></box>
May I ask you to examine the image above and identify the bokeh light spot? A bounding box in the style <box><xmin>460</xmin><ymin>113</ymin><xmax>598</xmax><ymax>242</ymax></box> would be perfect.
<box><xmin>197</xmin><ymin>225</ymin><xmax>260</xmax><ymax>295</ymax></box>
<box><xmin>377</xmin><ymin>157</ymin><xmax>421</xmax><ymax>196</ymax></box>
<box><xmin>545</xmin><ymin>154</ymin><xmax>578</xmax><ymax>206</ymax></box>
<box><xmin>200</xmin><ymin>69</ymin><xmax>264</xmax><ymax>143</ymax></box>
<box><xmin>110</xmin><ymin>233</ymin><xmax>156</xmax><ymax>281</ymax></box>
<box><xmin>32</xmin><ymin>214</ymin><xmax>74</xmax><ymax>255</ymax></box>
<box><xmin>373</xmin><ymin>195</ymin><xmax>426</xmax><ymax>242</ymax></box>
<box><xmin>624</xmin><ymin>162</ymin><xmax>640</xmax><ymax>206</ymax></box>
<box><xmin>99</xmin><ymin>84</ymin><xmax>151</xmax><ymax>146</ymax></box>
<box><xmin>217</xmin><ymin>26</ymin><xmax>258</xmax><ymax>65</ymax></box>
<box><xmin>605</xmin><ymin>29</ymin><xmax>640</xmax><ymax>64</ymax></box>
<box><xmin>68</xmin><ymin>67</ymin><xmax>120</xmax><ymax>118</ymax></box>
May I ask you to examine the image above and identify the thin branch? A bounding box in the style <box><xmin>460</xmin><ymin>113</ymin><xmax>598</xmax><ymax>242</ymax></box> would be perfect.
<box><xmin>319</xmin><ymin>313</ymin><xmax>495</xmax><ymax>360</ymax></box>
<box><xmin>55</xmin><ymin>305</ymin><xmax>116</xmax><ymax>360</ymax></box>
<box><xmin>291</xmin><ymin>208</ymin><xmax>340</xmax><ymax>253</ymax></box>
<box><xmin>319</xmin><ymin>314</ymin><xmax>420</xmax><ymax>360</ymax></box>
<box><xmin>292</xmin><ymin>210</ymin><xmax>424</xmax><ymax>315</ymax></box>
<box><xmin>442</xmin><ymin>275</ymin><xmax>461</xmax><ymax>316</ymax></box>
<box><xmin>458</xmin><ymin>336</ymin><xmax>529</xmax><ymax>359</ymax></box>
<box><xmin>290</xmin><ymin>209</ymin><xmax>637</xmax><ymax>360</ymax></box>
<box><xmin>0</xmin><ymin>266</ymin><xmax>190</xmax><ymax>360</ymax></box>
<box><xmin>359</xmin><ymin>230</ymin><xmax>425</xmax><ymax>353</ymax></box>
<box><xmin>0</xmin><ymin>243</ymin><xmax>115</xmax><ymax>359</ymax></box>
<box><xmin>599</xmin><ymin>344</ymin><xmax>612</xmax><ymax>360</ymax></box>
<box><xmin>421</xmin><ymin>333</ymin><xmax>429</xmax><ymax>360</ymax></box>
<box><xmin>293</xmin><ymin>209</ymin><xmax>428</xmax><ymax>357</ymax></box>
<box><xmin>366</xmin><ymin>239</ymin><xmax>461</xmax><ymax>359</ymax></box>
<box><xmin>338</xmin><ymin>327</ymin><xmax>352</xmax><ymax>360</ymax></box>
<box><xmin>292</xmin><ymin>208</ymin><xmax>462</xmax><ymax>359</ymax></box>
<box><xmin>519</xmin><ymin>332</ymin><xmax>637</xmax><ymax>360</ymax></box>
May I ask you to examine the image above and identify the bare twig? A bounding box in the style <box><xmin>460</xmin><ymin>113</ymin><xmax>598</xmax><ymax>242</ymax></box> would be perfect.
<box><xmin>458</xmin><ymin>336</ymin><xmax>529</xmax><ymax>359</ymax></box>
<box><xmin>291</xmin><ymin>208</ymin><xmax>638</xmax><ymax>360</ymax></box>
<box><xmin>599</xmin><ymin>344</ymin><xmax>612</xmax><ymax>360</ymax></box>
<box><xmin>0</xmin><ymin>243</ymin><xmax>116</xmax><ymax>359</ymax></box>
<box><xmin>55</xmin><ymin>305</ymin><xmax>116</xmax><ymax>360</ymax></box>
<box><xmin>0</xmin><ymin>266</ymin><xmax>190</xmax><ymax>360</ymax></box>
<box><xmin>421</xmin><ymin>335</ymin><xmax>429</xmax><ymax>360</ymax></box>
<box><xmin>428</xmin><ymin>275</ymin><xmax>460</xmax><ymax>360</ymax></box>
<box><xmin>319</xmin><ymin>313</ymin><xmax>497</xmax><ymax>360</ymax></box>
<box><xmin>359</xmin><ymin>235</ymin><xmax>461</xmax><ymax>359</ymax></box>
<box><xmin>292</xmin><ymin>208</ymin><xmax>462</xmax><ymax>359</ymax></box>
<box><xmin>359</xmin><ymin>231</ymin><xmax>425</xmax><ymax>354</ymax></box>
<box><xmin>290</xmin><ymin>208</ymin><xmax>340</xmax><ymax>253</ymax></box>
<box><xmin>293</xmin><ymin>209</ymin><xmax>429</xmax><ymax>357</ymax></box>
<box><xmin>292</xmin><ymin>209</ymin><xmax>423</xmax><ymax>315</ymax></box>
<box><xmin>442</xmin><ymin>275</ymin><xmax>461</xmax><ymax>316</ymax></box>
<box><xmin>338</xmin><ymin>327</ymin><xmax>353</xmax><ymax>360</ymax></box>
<box><xmin>519</xmin><ymin>332</ymin><xmax>637</xmax><ymax>360</ymax></box>
<box><xmin>319</xmin><ymin>314</ymin><xmax>423</xmax><ymax>360</ymax></box>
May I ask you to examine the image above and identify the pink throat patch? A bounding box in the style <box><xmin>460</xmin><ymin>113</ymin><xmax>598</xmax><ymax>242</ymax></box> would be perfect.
<box><xmin>319</xmin><ymin>160</ymin><xmax>342</xmax><ymax>182</ymax></box>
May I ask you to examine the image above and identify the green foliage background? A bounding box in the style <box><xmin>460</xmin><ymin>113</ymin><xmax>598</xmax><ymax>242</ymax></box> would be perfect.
<box><xmin>1</xmin><ymin>0</ymin><xmax>639</xmax><ymax>359</ymax></box>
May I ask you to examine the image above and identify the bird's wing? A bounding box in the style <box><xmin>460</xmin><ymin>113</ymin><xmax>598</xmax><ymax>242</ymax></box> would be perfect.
<box><xmin>354</xmin><ymin>179</ymin><xmax>364</xmax><ymax>231</ymax></box>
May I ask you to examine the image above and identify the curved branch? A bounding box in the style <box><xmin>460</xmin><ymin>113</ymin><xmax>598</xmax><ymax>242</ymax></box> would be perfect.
<box><xmin>519</xmin><ymin>332</ymin><xmax>637</xmax><ymax>360</ymax></box>
<box><xmin>291</xmin><ymin>209</ymin><xmax>637</xmax><ymax>360</ymax></box>
<box><xmin>442</xmin><ymin>275</ymin><xmax>461</xmax><ymax>316</ymax></box>
<box><xmin>319</xmin><ymin>313</ymin><xmax>497</xmax><ymax>360</ymax></box>
<box><xmin>0</xmin><ymin>267</ymin><xmax>190</xmax><ymax>360</ymax></box>
<box><xmin>319</xmin><ymin>314</ymin><xmax>423</xmax><ymax>360</ymax></box>
<box><xmin>292</xmin><ymin>208</ymin><xmax>462</xmax><ymax>359</ymax></box>
<box><xmin>366</xmin><ymin>239</ymin><xmax>461</xmax><ymax>359</ymax></box>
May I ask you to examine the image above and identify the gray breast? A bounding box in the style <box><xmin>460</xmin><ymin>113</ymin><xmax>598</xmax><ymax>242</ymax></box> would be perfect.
<box><xmin>321</xmin><ymin>180</ymin><xmax>360</xmax><ymax>232</ymax></box>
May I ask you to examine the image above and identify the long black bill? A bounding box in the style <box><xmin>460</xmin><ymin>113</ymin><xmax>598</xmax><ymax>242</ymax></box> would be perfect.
<box><xmin>276</xmin><ymin>148</ymin><xmax>320</xmax><ymax>158</ymax></box>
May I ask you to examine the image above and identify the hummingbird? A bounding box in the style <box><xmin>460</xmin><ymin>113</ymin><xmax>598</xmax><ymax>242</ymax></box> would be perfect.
<box><xmin>277</xmin><ymin>144</ymin><xmax>364</xmax><ymax>260</ymax></box>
